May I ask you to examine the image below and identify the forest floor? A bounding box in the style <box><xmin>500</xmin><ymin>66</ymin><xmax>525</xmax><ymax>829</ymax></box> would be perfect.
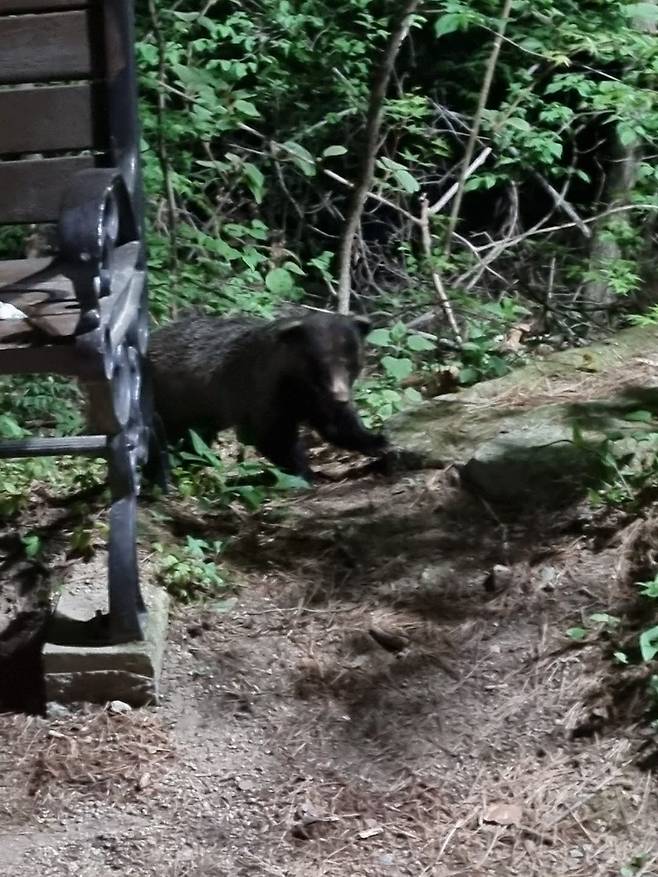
<box><xmin>1</xmin><ymin>448</ymin><xmax>658</xmax><ymax>876</ymax></box>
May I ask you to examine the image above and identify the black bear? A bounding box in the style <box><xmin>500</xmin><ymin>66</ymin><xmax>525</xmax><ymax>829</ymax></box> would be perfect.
<box><xmin>147</xmin><ymin>311</ymin><xmax>388</xmax><ymax>478</ymax></box>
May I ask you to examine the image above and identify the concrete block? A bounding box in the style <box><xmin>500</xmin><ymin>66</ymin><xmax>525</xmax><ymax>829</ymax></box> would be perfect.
<box><xmin>43</xmin><ymin>581</ymin><xmax>170</xmax><ymax>707</ymax></box>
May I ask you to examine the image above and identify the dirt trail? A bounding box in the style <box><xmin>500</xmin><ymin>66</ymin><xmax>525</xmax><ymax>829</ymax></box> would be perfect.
<box><xmin>1</xmin><ymin>466</ymin><xmax>656</xmax><ymax>877</ymax></box>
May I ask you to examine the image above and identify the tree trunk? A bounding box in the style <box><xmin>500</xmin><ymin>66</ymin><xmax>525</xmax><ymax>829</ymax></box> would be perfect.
<box><xmin>584</xmin><ymin>1</ymin><xmax>655</xmax><ymax>325</ymax></box>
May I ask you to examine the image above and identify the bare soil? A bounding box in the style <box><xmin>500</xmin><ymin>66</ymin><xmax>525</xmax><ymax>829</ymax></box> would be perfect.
<box><xmin>1</xmin><ymin>462</ymin><xmax>657</xmax><ymax>877</ymax></box>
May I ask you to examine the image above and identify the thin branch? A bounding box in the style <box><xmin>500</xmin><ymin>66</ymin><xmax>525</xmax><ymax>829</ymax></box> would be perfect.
<box><xmin>443</xmin><ymin>0</ymin><xmax>514</xmax><ymax>257</ymax></box>
<box><xmin>530</xmin><ymin>171</ymin><xmax>591</xmax><ymax>238</ymax></box>
<box><xmin>454</xmin><ymin>202</ymin><xmax>657</xmax><ymax>292</ymax></box>
<box><xmin>419</xmin><ymin>195</ymin><xmax>463</xmax><ymax>345</ymax></box>
<box><xmin>428</xmin><ymin>148</ymin><xmax>492</xmax><ymax>216</ymax></box>
<box><xmin>475</xmin><ymin>203</ymin><xmax>657</xmax><ymax>252</ymax></box>
<box><xmin>335</xmin><ymin>0</ymin><xmax>420</xmax><ymax>314</ymax></box>
<box><xmin>322</xmin><ymin>168</ymin><xmax>418</xmax><ymax>223</ymax></box>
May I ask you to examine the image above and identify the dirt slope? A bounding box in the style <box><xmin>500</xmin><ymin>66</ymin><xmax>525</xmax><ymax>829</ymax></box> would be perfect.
<box><xmin>1</xmin><ymin>465</ymin><xmax>656</xmax><ymax>877</ymax></box>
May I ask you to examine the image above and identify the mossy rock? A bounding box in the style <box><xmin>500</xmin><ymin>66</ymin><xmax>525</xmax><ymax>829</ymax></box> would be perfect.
<box><xmin>387</xmin><ymin>324</ymin><xmax>658</xmax><ymax>505</ymax></box>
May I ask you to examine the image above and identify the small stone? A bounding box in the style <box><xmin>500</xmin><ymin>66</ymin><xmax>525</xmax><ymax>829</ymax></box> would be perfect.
<box><xmin>358</xmin><ymin>826</ymin><xmax>383</xmax><ymax>840</ymax></box>
<box><xmin>493</xmin><ymin>564</ymin><xmax>513</xmax><ymax>589</ymax></box>
<box><xmin>108</xmin><ymin>700</ymin><xmax>132</xmax><ymax>715</ymax></box>
<box><xmin>483</xmin><ymin>802</ymin><xmax>522</xmax><ymax>826</ymax></box>
<box><xmin>47</xmin><ymin>702</ymin><xmax>71</xmax><ymax>719</ymax></box>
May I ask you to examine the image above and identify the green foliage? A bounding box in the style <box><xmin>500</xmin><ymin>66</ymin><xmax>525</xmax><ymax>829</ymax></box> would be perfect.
<box><xmin>0</xmin><ymin>376</ymin><xmax>83</xmax><ymax>436</ymax></box>
<box><xmin>356</xmin><ymin>322</ymin><xmax>433</xmax><ymax>423</ymax></box>
<box><xmin>0</xmin><ymin>0</ymin><xmax>656</xmax><ymax>600</ymax></box>
<box><xmin>21</xmin><ymin>533</ymin><xmax>42</xmax><ymax>559</ymax></box>
<box><xmin>584</xmin><ymin>424</ymin><xmax>658</xmax><ymax>509</ymax></box>
<box><xmin>153</xmin><ymin>535</ymin><xmax>227</xmax><ymax>601</ymax></box>
<box><xmin>134</xmin><ymin>0</ymin><xmax>658</xmax><ymax>405</ymax></box>
<box><xmin>172</xmin><ymin>431</ymin><xmax>308</xmax><ymax>510</ymax></box>
<box><xmin>566</xmin><ymin>612</ymin><xmax>620</xmax><ymax>642</ymax></box>
<box><xmin>0</xmin><ymin>455</ymin><xmax>105</xmax><ymax>522</ymax></box>
<box><xmin>620</xmin><ymin>854</ymin><xmax>650</xmax><ymax>877</ymax></box>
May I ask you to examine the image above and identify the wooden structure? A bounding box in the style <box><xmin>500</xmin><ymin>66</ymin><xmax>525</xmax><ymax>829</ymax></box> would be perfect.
<box><xmin>0</xmin><ymin>0</ymin><xmax>163</xmax><ymax>643</ymax></box>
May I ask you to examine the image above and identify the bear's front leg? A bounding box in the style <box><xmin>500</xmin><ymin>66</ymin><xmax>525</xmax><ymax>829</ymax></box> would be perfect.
<box><xmin>254</xmin><ymin>424</ymin><xmax>314</xmax><ymax>480</ymax></box>
<box><xmin>312</xmin><ymin>404</ymin><xmax>388</xmax><ymax>457</ymax></box>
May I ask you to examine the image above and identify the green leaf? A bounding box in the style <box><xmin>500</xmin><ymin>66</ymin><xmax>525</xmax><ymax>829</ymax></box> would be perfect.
<box><xmin>435</xmin><ymin>13</ymin><xmax>463</xmax><ymax>36</ymax></box>
<box><xmin>639</xmin><ymin>626</ymin><xmax>658</xmax><ymax>662</ymax></box>
<box><xmin>265</xmin><ymin>267</ymin><xmax>294</xmax><ymax>296</ymax></box>
<box><xmin>459</xmin><ymin>366</ymin><xmax>479</xmax><ymax>385</ymax></box>
<box><xmin>392</xmin><ymin>167</ymin><xmax>419</xmax><ymax>194</ymax></box>
<box><xmin>404</xmin><ymin>387</ymin><xmax>423</xmax><ymax>403</ymax></box>
<box><xmin>234</xmin><ymin>99</ymin><xmax>260</xmax><ymax>118</ymax></box>
<box><xmin>21</xmin><ymin>534</ymin><xmax>41</xmax><ymax>558</ymax></box>
<box><xmin>382</xmin><ymin>356</ymin><xmax>413</xmax><ymax>381</ymax></box>
<box><xmin>625</xmin><ymin>410</ymin><xmax>653</xmax><ymax>422</ymax></box>
<box><xmin>589</xmin><ymin>612</ymin><xmax>620</xmax><ymax>627</ymax></box>
<box><xmin>0</xmin><ymin>415</ymin><xmax>24</xmax><ymax>438</ymax></box>
<box><xmin>406</xmin><ymin>334</ymin><xmax>435</xmax><ymax>352</ymax></box>
<box><xmin>619</xmin><ymin>125</ymin><xmax>638</xmax><ymax>147</ymax></box>
<box><xmin>282</xmin><ymin>140</ymin><xmax>315</xmax><ymax>176</ymax></box>
<box><xmin>283</xmin><ymin>261</ymin><xmax>306</xmax><ymax>276</ymax></box>
<box><xmin>566</xmin><ymin>627</ymin><xmax>588</xmax><ymax>641</ymax></box>
<box><xmin>242</xmin><ymin>162</ymin><xmax>265</xmax><ymax>204</ymax></box>
<box><xmin>624</xmin><ymin>2</ymin><xmax>658</xmax><ymax>23</ymax></box>
<box><xmin>322</xmin><ymin>145</ymin><xmax>348</xmax><ymax>157</ymax></box>
<box><xmin>613</xmin><ymin>651</ymin><xmax>629</xmax><ymax>665</ymax></box>
<box><xmin>639</xmin><ymin>576</ymin><xmax>658</xmax><ymax>598</ymax></box>
<box><xmin>189</xmin><ymin>430</ymin><xmax>212</xmax><ymax>457</ymax></box>
<box><xmin>367</xmin><ymin>328</ymin><xmax>391</xmax><ymax>347</ymax></box>
<box><xmin>390</xmin><ymin>321</ymin><xmax>408</xmax><ymax>343</ymax></box>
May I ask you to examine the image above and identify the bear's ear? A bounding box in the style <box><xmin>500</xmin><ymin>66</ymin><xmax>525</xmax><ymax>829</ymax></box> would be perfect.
<box><xmin>277</xmin><ymin>319</ymin><xmax>306</xmax><ymax>342</ymax></box>
<box><xmin>352</xmin><ymin>315</ymin><xmax>372</xmax><ymax>337</ymax></box>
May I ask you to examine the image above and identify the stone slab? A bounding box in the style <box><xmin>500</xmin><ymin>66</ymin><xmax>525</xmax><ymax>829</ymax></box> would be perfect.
<box><xmin>43</xmin><ymin>581</ymin><xmax>170</xmax><ymax>707</ymax></box>
<box><xmin>388</xmin><ymin>324</ymin><xmax>658</xmax><ymax>505</ymax></box>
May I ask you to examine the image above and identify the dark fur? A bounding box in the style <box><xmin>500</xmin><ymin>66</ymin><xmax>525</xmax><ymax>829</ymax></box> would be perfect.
<box><xmin>148</xmin><ymin>312</ymin><xmax>388</xmax><ymax>478</ymax></box>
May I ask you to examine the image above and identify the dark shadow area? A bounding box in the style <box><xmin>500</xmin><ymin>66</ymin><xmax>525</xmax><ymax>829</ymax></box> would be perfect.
<box><xmin>562</xmin><ymin>384</ymin><xmax>658</xmax><ymax>432</ymax></box>
<box><xmin>0</xmin><ymin>500</ymin><xmax>102</xmax><ymax>715</ymax></box>
<box><xmin>0</xmin><ymin>610</ymin><xmax>47</xmax><ymax>714</ymax></box>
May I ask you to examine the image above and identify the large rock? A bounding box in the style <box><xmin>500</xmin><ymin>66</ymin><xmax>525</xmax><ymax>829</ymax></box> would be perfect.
<box><xmin>43</xmin><ymin>579</ymin><xmax>170</xmax><ymax>707</ymax></box>
<box><xmin>388</xmin><ymin>324</ymin><xmax>658</xmax><ymax>504</ymax></box>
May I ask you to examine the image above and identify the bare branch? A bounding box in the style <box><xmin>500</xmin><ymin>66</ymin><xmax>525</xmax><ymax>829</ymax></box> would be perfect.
<box><xmin>419</xmin><ymin>196</ymin><xmax>463</xmax><ymax>345</ymax></box>
<box><xmin>428</xmin><ymin>148</ymin><xmax>492</xmax><ymax>216</ymax></box>
<box><xmin>322</xmin><ymin>168</ymin><xmax>418</xmax><ymax>224</ymax></box>
<box><xmin>335</xmin><ymin>0</ymin><xmax>420</xmax><ymax>314</ymax></box>
<box><xmin>531</xmin><ymin>171</ymin><xmax>591</xmax><ymax>238</ymax></box>
<box><xmin>443</xmin><ymin>0</ymin><xmax>514</xmax><ymax>257</ymax></box>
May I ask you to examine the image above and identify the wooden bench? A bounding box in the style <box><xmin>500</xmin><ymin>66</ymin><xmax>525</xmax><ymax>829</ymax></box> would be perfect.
<box><xmin>0</xmin><ymin>0</ymin><xmax>165</xmax><ymax>644</ymax></box>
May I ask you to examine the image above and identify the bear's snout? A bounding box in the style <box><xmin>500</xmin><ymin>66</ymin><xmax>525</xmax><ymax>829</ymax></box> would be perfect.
<box><xmin>329</xmin><ymin>370</ymin><xmax>351</xmax><ymax>404</ymax></box>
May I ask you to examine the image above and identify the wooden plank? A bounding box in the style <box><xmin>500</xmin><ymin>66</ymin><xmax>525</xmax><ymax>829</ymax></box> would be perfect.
<box><xmin>0</xmin><ymin>343</ymin><xmax>94</xmax><ymax>377</ymax></box>
<box><xmin>0</xmin><ymin>256</ymin><xmax>54</xmax><ymax>286</ymax></box>
<box><xmin>28</xmin><ymin>307</ymin><xmax>80</xmax><ymax>337</ymax></box>
<box><xmin>0</xmin><ymin>84</ymin><xmax>104</xmax><ymax>155</ymax></box>
<box><xmin>0</xmin><ymin>1</ymin><xmax>89</xmax><ymax>11</ymax></box>
<box><xmin>0</xmin><ymin>155</ymin><xmax>95</xmax><ymax>223</ymax></box>
<box><xmin>0</xmin><ymin>11</ymin><xmax>93</xmax><ymax>85</ymax></box>
<box><xmin>0</xmin><ymin>319</ymin><xmax>33</xmax><ymax>343</ymax></box>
